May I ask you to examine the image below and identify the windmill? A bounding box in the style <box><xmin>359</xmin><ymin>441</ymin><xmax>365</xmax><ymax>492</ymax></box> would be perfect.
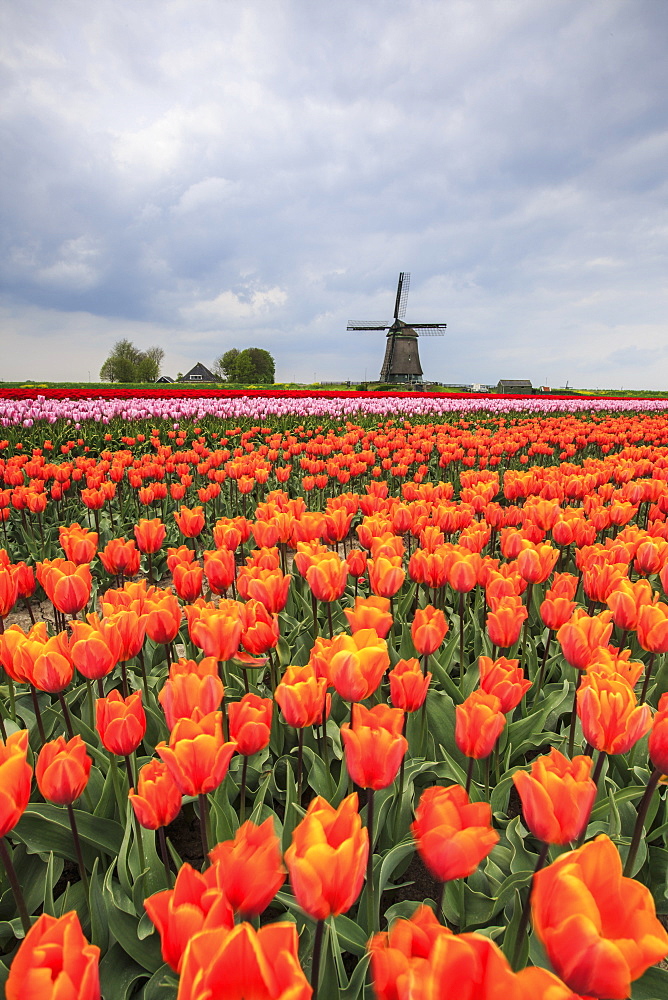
<box><xmin>347</xmin><ymin>272</ymin><xmax>446</xmax><ymax>383</ymax></box>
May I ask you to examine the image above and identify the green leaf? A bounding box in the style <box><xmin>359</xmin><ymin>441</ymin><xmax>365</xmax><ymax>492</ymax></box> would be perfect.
<box><xmin>303</xmin><ymin>745</ymin><xmax>335</xmax><ymax>799</ymax></box>
<box><xmin>11</xmin><ymin>804</ymin><xmax>117</xmax><ymax>869</ymax></box>
<box><xmin>105</xmin><ymin>894</ymin><xmax>164</xmax><ymax>972</ymax></box>
<box><xmin>332</xmin><ymin>914</ymin><xmax>369</xmax><ymax>958</ymax></box>
<box><xmin>631</xmin><ymin>965</ymin><xmax>668</xmax><ymax>999</ymax></box>
<box><xmin>88</xmin><ymin>859</ymin><xmax>109</xmax><ymax>952</ymax></box>
<box><xmin>340</xmin><ymin>954</ymin><xmax>370</xmax><ymax>1000</ymax></box>
<box><xmin>99</xmin><ymin>942</ymin><xmax>149</xmax><ymax>1000</ymax></box>
<box><xmin>142</xmin><ymin>964</ymin><xmax>179</xmax><ymax>1000</ymax></box>
<box><xmin>43</xmin><ymin>851</ymin><xmax>61</xmax><ymax>917</ymax></box>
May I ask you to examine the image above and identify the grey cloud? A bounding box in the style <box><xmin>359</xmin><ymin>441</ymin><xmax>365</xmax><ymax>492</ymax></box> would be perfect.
<box><xmin>1</xmin><ymin>0</ymin><xmax>667</xmax><ymax>387</ymax></box>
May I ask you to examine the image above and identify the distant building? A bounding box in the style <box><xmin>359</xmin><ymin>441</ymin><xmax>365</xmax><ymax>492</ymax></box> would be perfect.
<box><xmin>471</xmin><ymin>383</ymin><xmax>488</xmax><ymax>393</ymax></box>
<box><xmin>155</xmin><ymin>375</ymin><xmax>174</xmax><ymax>383</ymax></box>
<box><xmin>179</xmin><ymin>363</ymin><xmax>218</xmax><ymax>383</ymax></box>
<box><xmin>496</xmin><ymin>379</ymin><xmax>533</xmax><ymax>394</ymax></box>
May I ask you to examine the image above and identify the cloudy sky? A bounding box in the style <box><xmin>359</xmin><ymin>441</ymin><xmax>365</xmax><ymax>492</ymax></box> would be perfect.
<box><xmin>1</xmin><ymin>0</ymin><xmax>667</xmax><ymax>388</ymax></box>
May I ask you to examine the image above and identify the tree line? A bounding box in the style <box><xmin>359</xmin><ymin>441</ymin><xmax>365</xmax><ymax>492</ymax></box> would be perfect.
<box><xmin>99</xmin><ymin>341</ymin><xmax>275</xmax><ymax>384</ymax></box>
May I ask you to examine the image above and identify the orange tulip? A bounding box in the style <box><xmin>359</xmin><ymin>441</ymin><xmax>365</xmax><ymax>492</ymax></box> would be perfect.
<box><xmin>236</xmin><ymin>566</ymin><xmax>291</xmax><ymax>613</ymax></box>
<box><xmin>531</xmin><ymin>835</ymin><xmax>668</xmax><ymax>999</ymax></box>
<box><xmin>369</xmin><ymin>905</ymin><xmax>451</xmax><ymax>1000</ymax></box>
<box><xmin>173</xmin><ymin>505</ymin><xmax>205</xmax><ymax>538</ymax></box>
<box><xmin>203</xmin><ymin>548</ymin><xmax>236</xmax><ymax>595</ymax></box>
<box><xmin>389</xmin><ymin>657</ymin><xmax>431</xmax><ymax>712</ymax></box>
<box><xmin>411</xmin><ymin>604</ymin><xmax>448</xmax><ymax>656</ymax></box>
<box><xmin>144</xmin><ymin>590</ymin><xmax>183</xmax><ymax>644</ymax></box>
<box><xmin>228</xmin><ymin>693</ymin><xmax>273</xmax><ymax>756</ymax></box>
<box><xmin>516</xmin><ymin>541</ymin><xmax>559</xmax><ymax>585</ymax></box>
<box><xmin>486</xmin><ymin>597</ymin><xmax>527</xmax><ymax>649</ymax></box>
<box><xmin>446</xmin><ymin>549</ymin><xmax>478</xmax><ymax>593</ymax></box>
<box><xmin>344</xmin><ymin>595</ymin><xmax>393</xmax><ymax>639</ymax></box>
<box><xmin>557</xmin><ymin>608</ymin><xmax>614</xmax><ymax>670</ymax></box>
<box><xmin>577</xmin><ymin>672</ymin><xmax>651</xmax><ymax>754</ymax></box>
<box><xmin>37</xmin><ymin>558</ymin><xmax>92</xmax><ymax>615</ymax></box>
<box><xmin>104</xmin><ymin>607</ymin><xmax>147</xmax><ymax>662</ymax></box>
<box><xmin>176</xmin><ymin>921</ymin><xmax>310</xmax><ymax>1000</ymax></box>
<box><xmin>158</xmin><ymin>661</ymin><xmax>224</xmax><ymax>730</ymax></box>
<box><xmin>455</xmin><ymin>690</ymin><xmax>505</xmax><ymax>760</ymax></box>
<box><xmin>5</xmin><ymin>911</ymin><xmax>100</xmax><ymax>1000</ymax></box>
<box><xmin>0</xmin><ymin>730</ymin><xmax>32</xmax><ymax>836</ymax></box>
<box><xmin>59</xmin><ymin>523</ymin><xmax>98</xmax><ymax>564</ymax></box>
<box><xmin>69</xmin><ymin>614</ymin><xmax>122</xmax><ymax>680</ymax></box>
<box><xmin>185</xmin><ymin>602</ymin><xmax>244</xmax><ymax>661</ymax></box>
<box><xmin>478</xmin><ymin>655</ymin><xmax>531</xmax><ymax>713</ymax></box>
<box><xmin>606</xmin><ymin>578</ymin><xmax>655</xmax><ymax>631</ymax></box>
<box><xmin>408</xmin><ymin>547</ymin><xmax>449</xmax><ymax>589</ymax></box>
<box><xmin>345</xmin><ymin>547</ymin><xmax>368</xmax><ymax>578</ymax></box>
<box><xmin>411</xmin><ymin>784</ymin><xmax>498</xmax><ymax>882</ymax></box>
<box><xmin>22</xmin><ymin>631</ymin><xmax>74</xmax><ymax>693</ymax></box>
<box><xmin>306</xmin><ymin>551</ymin><xmax>348</xmax><ymax>602</ymax></box>
<box><xmin>367</xmin><ymin>554</ymin><xmax>406</xmax><ymax>598</ymax></box>
<box><xmin>96</xmin><ymin>690</ymin><xmax>146</xmax><ymax>756</ymax></box>
<box><xmin>98</xmin><ymin>537</ymin><xmax>141</xmax><ymax>578</ymax></box>
<box><xmin>144</xmin><ymin>862</ymin><xmax>234</xmax><ymax>973</ymax></box>
<box><xmin>371</xmin><ymin>916</ymin><xmax>582</xmax><ymax>1000</ymax></box>
<box><xmin>539</xmin><ymin>593</ymin><xmax>577</xmax><ymax>632</ymax></box>
<box><xmin>341</xmin><ymin>703</ymin><xmax>407</xmax><ymax>790</ymax></box>
<box><xmin>284</xmin><ymin>793</ymin><xmax>369</xmax><ymax>919</ymax></box>
<box><xmin>129</xmin><ymin>759</ymin><xmax>182</xmax><ymax>830</ymax></box>
<box><xmin>35</xmin><ymin>735</ymin><xmax>91</xmax><ymax>806</ymax></box>
<box><xmin>156</xmin><ymin>711</ymin><xmax>237</xmax><ymax>796</ymax></box>
<box><xmin>209</xmin><ymin>818</ymin><xmax>286</xmax><ymax>916</ymax></box>
<box><xmin>274</xmin><ymin>664</ymin><xmax>329</xmax><ymax>728</ymax></box>
<box><xmin>133</xmin><ymin>517</ymin><xmax>166</xmax><ymax>554</ymax></box>
<box><xmin>239</xmin><ymin>599</ymin><xmax>280</xmax><ymax>656</ymax></box>
<box><xmin>172</xmin><ymin>560</ymin><xmax>204</xmax><ymax>601</ymax></box>
<box><xmin>512</xmin><ymin>748</ymin><xmax>596</xmax><ymax>844</ymax></box>
<box><xmin>637</xmin><ymin>601</ymin><xmax>668</xmax><ymax>653</ymax></box>
<box><xmin>649</xmin><ymin>692</ymin><xmax>668</xmax><ymax>773</ymax></box>
<box><xmin>327</xmin><ymin>628</ymin><xmax>390</xmax><ymax>703</ymax></box>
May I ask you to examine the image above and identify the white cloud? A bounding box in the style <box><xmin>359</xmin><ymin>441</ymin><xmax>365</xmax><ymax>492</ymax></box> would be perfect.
<box><xmin>182</xmin><ymin>286</ymin><xmax>288</xmax><ymax>327</ymax></box>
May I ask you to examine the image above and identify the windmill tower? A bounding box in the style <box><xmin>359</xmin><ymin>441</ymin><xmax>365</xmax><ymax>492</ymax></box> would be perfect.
<box><xmin>347</xmin><ymin>272</ymin><xmax>446</xmax><ymax>383</ymax></box>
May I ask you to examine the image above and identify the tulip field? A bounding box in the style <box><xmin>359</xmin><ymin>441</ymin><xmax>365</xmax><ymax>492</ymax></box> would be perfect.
<box><xmin>4</xmin><ymin>387</ymin><xmax>668</xmax><ymax>998</ymax></box>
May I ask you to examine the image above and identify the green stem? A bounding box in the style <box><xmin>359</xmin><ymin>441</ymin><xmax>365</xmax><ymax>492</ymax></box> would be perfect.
<box><xmin>198</xmin><ymin>793</ymin><xmax>210</xmax><ymax>864</ymax></box>
<box><xmin>465</xmin><ymin>756</ymin><xmax>474</xmax><ymax>795</ymax></box>
<box><xmin>158</xmin><ymin>826</ymin><xmax>173</xmax><ymax>888</ymax></box>
<box><xmin>297</xmin><ymin>728</ymin><xmax>304</xmax><ymax>803</ymax></box>
<box><xmin>311</xmin><ymin>918</ymin><xmax>326</xmax><ymax>1000</ymax></box>
<box><xmin>512</xmin><ymin>841</ymin><xmax>549</xmax><ymax>970</ymax></box>
<box><xmin>459</xmin><ymin>591</ymin><xmax>465</xmax><ymax>689</ymax></box>
<box><xmin>240</xmin><ymin>755</ymin><xmax>248</xmax><ymax>825</ymax></box>
<box><xmin>640</xmin><ymin>651</ymin><xmax>656</xmax><ymax>704</ymax></box>
<box><xmin>58</xmin><ymin>691</ymin><xmax>75</xmax><ymax>740</ymax></box>
<box><xmin>624</xmin><ymin>767</ymin><xmax>662</xmax><ymax>877</ymax></box>
<box><xmin>0</xmin><ymin>837</ymin><xmax>30</xmax><ymax>932</ymax></box>
<box><xmin>567</xmin><ymin>671</ymin><xmax>581</xmax><ymax>757</ymax></box>
<box><xmin>66</xmin><ymin>803</ymin><xmax>89</xmax><ymax>893</ymax></box>
<box><xmin>366</xmin><ymin>787</ymin><xmax>376</xmax><ymax>932</ymax></box>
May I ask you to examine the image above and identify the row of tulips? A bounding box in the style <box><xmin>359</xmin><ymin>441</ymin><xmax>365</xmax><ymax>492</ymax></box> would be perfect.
<box><xmin>4</xmin><ymin>391</ymin><xmax>668</xmax><ymax>433</ymax></box>
<box><xmin>1</xmin><ymin>412</ymin><xmax>668</xmax><ymax>997</ymax></box>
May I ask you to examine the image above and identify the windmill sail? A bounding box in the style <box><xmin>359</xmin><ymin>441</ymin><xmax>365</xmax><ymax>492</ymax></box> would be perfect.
<box><xmin>347</xmin><ymin>273</ymin><xmax>446</xmax><ymax>383</ymax></box>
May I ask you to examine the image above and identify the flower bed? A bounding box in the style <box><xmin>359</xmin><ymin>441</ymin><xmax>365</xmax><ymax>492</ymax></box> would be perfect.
<box><xmin>0</xmin><ymin>411</ymin><xmax>667</xmax><ymax>998</ymax></box>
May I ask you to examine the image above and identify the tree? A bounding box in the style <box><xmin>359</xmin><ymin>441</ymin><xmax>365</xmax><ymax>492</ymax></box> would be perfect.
<box><xmin>212</xmin><ymin>349</ymin><xmax>240</xmax><ymax>381</ymax></box>
<box><xmin>212</xmin><ymin>347</ymin><xmax>275</xmax><ymax>384</ymax></box>
<box><xmin>99</xmin><ymin>340</ymin><xmax>165</xmax><ymax>382</ymax></box>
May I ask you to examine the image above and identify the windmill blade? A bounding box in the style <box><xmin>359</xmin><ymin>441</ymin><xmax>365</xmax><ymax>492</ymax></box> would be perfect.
<box><xmin>347</xmin><ymin>321</ymin><xmax>392</xmax><ymax>330</ymax></box>
<box><xmin>394</xmin><ymin>272</ymin><xmax>411</xmax><ymax>320</ymax></box>
<box><xmin>413</xmin><ymin>324</ymin><xmax>447</xmax><ymax>336</ymax></box>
